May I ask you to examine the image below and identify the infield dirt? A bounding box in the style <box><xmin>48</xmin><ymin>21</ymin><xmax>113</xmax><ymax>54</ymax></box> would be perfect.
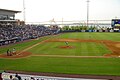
<box><xmin>0</xmin><ymin>39</ymin><xmax>120</xmax><ymax>58</ymax></box>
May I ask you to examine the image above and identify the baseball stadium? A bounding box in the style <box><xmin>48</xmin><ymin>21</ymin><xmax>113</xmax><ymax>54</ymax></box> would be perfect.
<box><xmin>0</xmin><ymin>0</ymin><xmax>120</xmax><ymax>80</ymax></box>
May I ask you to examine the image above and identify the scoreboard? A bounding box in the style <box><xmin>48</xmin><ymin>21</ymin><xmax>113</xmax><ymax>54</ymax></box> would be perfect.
<box><xmin>111</xmin><ymin>19</ymin><xmax>120</xmax><ymax>27</ymax></box>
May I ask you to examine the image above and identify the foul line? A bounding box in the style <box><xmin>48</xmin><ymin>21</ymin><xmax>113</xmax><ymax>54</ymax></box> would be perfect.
<box><xmin>32</xmin><ymin>54</ymin><xmax>112</xmax><ymax>58</ymax></box>
<box><xmin>17</xmin><ymin>39</ymin><xmax>49</xmax><ymax>55</ymax></box>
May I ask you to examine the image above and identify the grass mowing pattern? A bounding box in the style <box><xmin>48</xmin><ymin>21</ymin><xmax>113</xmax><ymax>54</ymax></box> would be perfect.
<box><xmin>29</xmin><ymin>42</ymin><xmax>111</xmax><ymax>56</ymax></box>
<box><xmin>0</xmin><ymin>33</ymin><xmax>120</xmax><ymax>76</ymax></box>
<box><xmin>56</xmin><ymin>33</ymin><xmax>120</xmax><ymax>41</ymax></box>
<box><xmin>0</xmin><ymin>56</ymin><xmax>120</xmax><ymax>76</ymax></box>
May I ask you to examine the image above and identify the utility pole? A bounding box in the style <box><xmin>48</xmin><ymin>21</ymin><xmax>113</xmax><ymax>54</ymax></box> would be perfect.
<box><xmin>87</xmin><ymin>0</ymin><xmax>90</xmax><ymax>27</ymax></box>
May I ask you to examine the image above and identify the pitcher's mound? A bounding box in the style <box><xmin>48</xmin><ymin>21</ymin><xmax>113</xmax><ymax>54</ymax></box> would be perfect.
<box><xmin>59</xmin><ymin>46</ymin><xmax>75</xmax><ymax>49</ymax></box>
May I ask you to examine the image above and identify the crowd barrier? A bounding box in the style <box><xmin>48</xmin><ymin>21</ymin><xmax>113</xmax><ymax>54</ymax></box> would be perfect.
<box><xmin>1</xmin><ymin>72</ymin><xmax>108</xmax><ymax>80</ymax></box>
<box><xmin>60</xmin><ymin>29</ymin><xmax>120</xmax><ymax>33</ymax></box>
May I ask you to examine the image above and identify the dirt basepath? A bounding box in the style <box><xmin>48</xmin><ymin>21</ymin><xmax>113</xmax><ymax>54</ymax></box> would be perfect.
<box><xmin>32</xmin><ymin>54</ymin><xmax>109</xmax><ymax>58</ymax></box>
<box><xmin>0</xmin><ymin>52</ymin><xmax>31</xmax><ymax>59</ymax></box>
<box><xmin>0</xmin><ymin>38</ymin><xmax>120</xmax><ymax>58</ymax></box>
<box><xmin>45</xmin><ymin>39</ymin><xmax>120</xmax><ymax>57</ymax></box>
<box><xmin>0</xmin><ymin>39</ymin><xmax>49</xmax><ymax>59</ymax></box>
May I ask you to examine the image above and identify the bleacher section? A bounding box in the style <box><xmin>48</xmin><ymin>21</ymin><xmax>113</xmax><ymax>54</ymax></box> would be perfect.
<box><xmin>0</xmin><ymin>25</ymin><xmax>59</xmax><ymax>46</ymax></box>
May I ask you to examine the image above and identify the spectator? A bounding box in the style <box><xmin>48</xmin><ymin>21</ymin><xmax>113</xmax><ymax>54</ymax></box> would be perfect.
<box><xmin>30</xmin><ymin>77</ymin><xmax>35</xmax><ymax>80</ymax></box>
<box><xmin>15</xmin><ymin>73</ymin><xmax>22</xmax><ymax>80</ymax></box>
<box><xmin>9</xmin><ymin>75</ymin><xmax>13</xmax><ymax>80</ymax></box>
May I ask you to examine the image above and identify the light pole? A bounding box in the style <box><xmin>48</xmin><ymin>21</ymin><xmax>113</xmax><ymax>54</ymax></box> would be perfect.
<box><xmin>62</xmin><ymin>18</ymin><xmax>63</xmax><ymax>27</ymax></box>
<box><xmin>87</xmin><ymin>0</ymin><xmax>90</xmax><ymax>27</ymax></box>
<box><xmin>23</xmin><ymin>0</ymin><xmax>26</xmax><ymax>23</ymax></box>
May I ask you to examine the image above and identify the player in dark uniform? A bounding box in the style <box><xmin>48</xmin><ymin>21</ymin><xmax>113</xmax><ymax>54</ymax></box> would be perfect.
<box><xmin>7</xmin><ymin>49</ymin><xmax>10</xmax><ymax>56</ymax></box>
<box><xmin>65</xmin><ymin>42</ymin><xmax>69</xmax><ymax>46</ymax></box>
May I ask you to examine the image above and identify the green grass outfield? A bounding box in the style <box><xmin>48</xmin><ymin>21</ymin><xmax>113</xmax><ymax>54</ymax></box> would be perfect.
<box><xmin>29</xmin><ymin>42</ymin><xmax>111</xmax><ymax>56</ymax></box>
<box><xmin>0</xmin><ymin>32</ymin><xmax>120</xmax><ymax>76</ymax></box>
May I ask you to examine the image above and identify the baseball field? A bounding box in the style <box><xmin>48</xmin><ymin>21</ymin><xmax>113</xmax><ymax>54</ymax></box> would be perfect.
<box><xmin>0</xmin><ymin>32</ymin><xmax>120</xmax><ymax>76</ymax></box>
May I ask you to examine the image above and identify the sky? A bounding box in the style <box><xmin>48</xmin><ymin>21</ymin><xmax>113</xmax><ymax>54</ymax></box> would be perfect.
<box><xmin>0</xmin><ymin>0</ymin><xmax>120</xmax><ymax>23</ymax></box>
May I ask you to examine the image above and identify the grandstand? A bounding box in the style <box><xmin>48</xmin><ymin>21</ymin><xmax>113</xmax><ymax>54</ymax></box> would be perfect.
<box><xmin>0</xmin><ymin>8</ymin><xmax>24</xmax><ymax>26</ymax></box>
<box><xmin>0</xmin><ymin>9</ymin><xmax>59</xmax><ymax>46</ymax></box>
<box><xmin>0</xmin><ymin>25</ymin><xmax>59</xmax><ymax>46</ymax></box>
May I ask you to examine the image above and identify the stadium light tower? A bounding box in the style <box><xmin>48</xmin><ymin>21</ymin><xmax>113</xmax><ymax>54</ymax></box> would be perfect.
<box><xmin>62</xmin><ymin>18</ymin><xmax>63</xmax><ymax>27</ymax></box>
<box><xmin>87</xmin><ymin>0</ymin><xmax>90</xmax><ymax>27</ymax></box>
<box><xmin>23</xmin><ymin>0</ymin><xmax>26</xmax><ymax>23</ymax></box>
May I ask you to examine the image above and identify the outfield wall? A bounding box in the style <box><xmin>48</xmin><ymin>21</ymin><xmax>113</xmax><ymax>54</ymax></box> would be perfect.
<box><xmin>60</xmin><ymin>29</ymin><xmax>120</xmax><ymax>33</ymax></box>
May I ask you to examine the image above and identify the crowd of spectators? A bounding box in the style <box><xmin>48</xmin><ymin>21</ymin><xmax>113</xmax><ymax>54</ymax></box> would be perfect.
<box><xmin>0</xmin><ymin>24</ymin><xmax>59</xmax><ymax>46</ymax></box>
<box><xmin>0</xmin><ymin>24</ymin><xmax>119</xmax><ymax>46</ymax></box>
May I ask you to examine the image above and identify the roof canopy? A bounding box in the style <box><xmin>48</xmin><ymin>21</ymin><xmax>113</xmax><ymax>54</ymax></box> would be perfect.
<box><xmin>0</xmin><ymin>8</ymin><xmax>21</xmax><ymax>13</ymax></box>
